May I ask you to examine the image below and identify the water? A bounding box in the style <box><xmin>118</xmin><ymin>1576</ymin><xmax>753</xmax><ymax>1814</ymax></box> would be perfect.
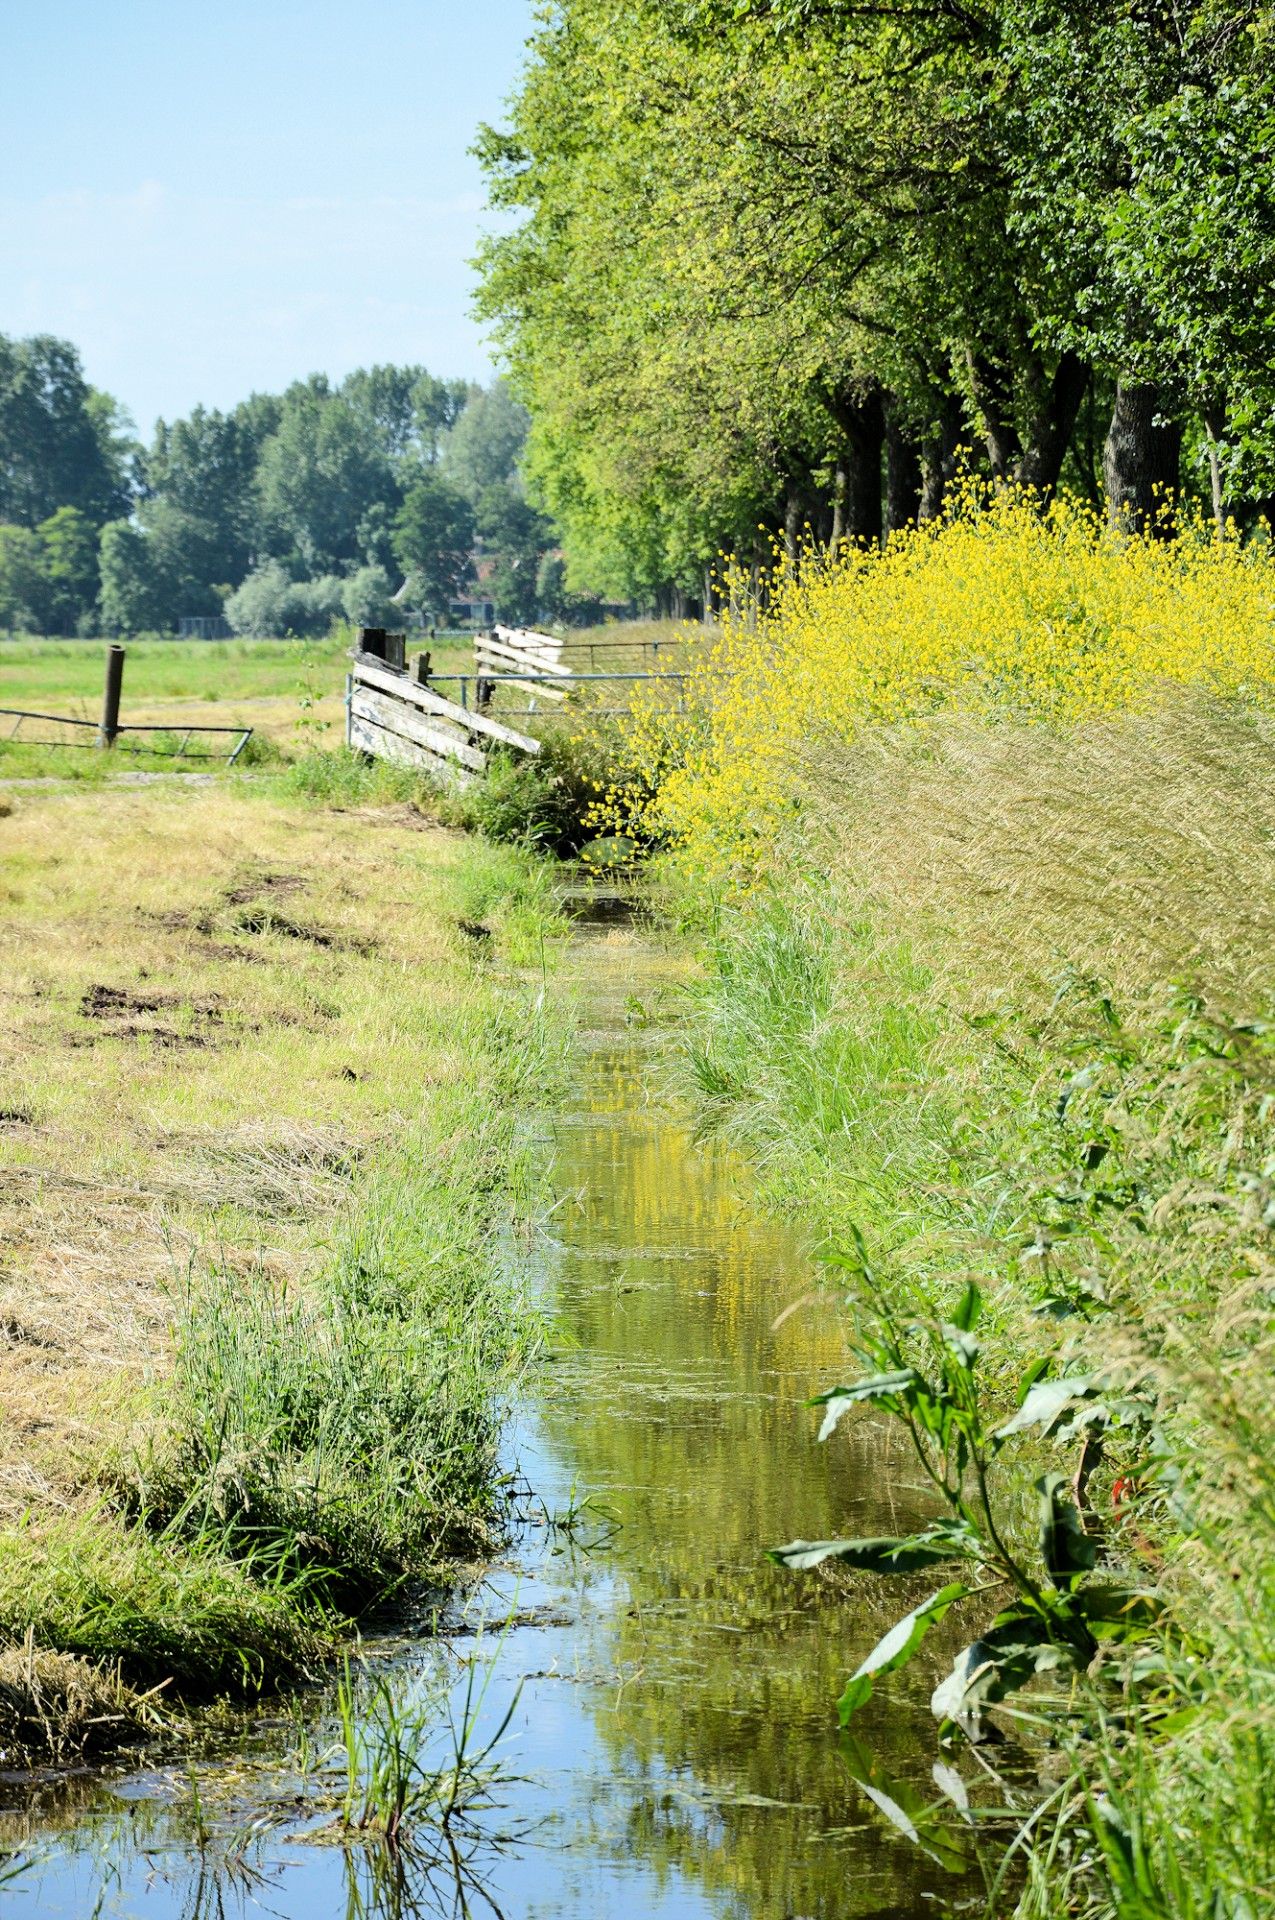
<box><xmin>3</xmin><ymin>913</ymin><xmax>956</xmax><ymax>1917</ymax></box>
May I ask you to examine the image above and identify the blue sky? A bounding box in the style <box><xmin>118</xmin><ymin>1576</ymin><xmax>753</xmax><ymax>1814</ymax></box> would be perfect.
<box><xmin>0</xmin><ymin>0</ymin><xmax>535</xmax><ymax>435</ymax></box>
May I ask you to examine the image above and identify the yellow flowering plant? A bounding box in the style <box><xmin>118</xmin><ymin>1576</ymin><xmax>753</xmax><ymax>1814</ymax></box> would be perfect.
<box><xmin>599</xmin><ymin>487</ymin><xmax>1275</xmax><ymax>887</ymax></box>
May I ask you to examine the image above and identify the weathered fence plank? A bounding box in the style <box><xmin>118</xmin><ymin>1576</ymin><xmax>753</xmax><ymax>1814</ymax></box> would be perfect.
<box><xmin>349</xmin><ymin>710</ymin><xmax>478</xmax><ymax>784</ymax></box>
<box><xmin>350</xmin><ymin>685</ymin><xmax>488</xmax><ymax>773</ymax></box>
<box><xmin>350</xmin><ymin>653</ymin><xmax>541</xmax><ymax>756</ymax></box>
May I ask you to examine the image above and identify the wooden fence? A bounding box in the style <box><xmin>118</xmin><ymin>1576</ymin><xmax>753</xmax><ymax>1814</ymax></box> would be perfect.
<box><xmin>347</xmin><ymin>622</ymin><xmax>691</xmax><ymax>782</ymax></box>
<box><xmin>346</xmin><ymin>630</ymin><xmax>539</xmax><ymax>784</ymax></box>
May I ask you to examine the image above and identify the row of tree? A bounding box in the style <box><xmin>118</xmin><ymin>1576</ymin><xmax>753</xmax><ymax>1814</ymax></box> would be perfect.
<box><xmin>0</xmin><ymin>333</ymin><xmax>571</xmax><ymax>635</ymax></box>
<box><xmin>474</xmin><ymin>0</ymin><xmax>1275</xmax><ymax>609</ymax></box>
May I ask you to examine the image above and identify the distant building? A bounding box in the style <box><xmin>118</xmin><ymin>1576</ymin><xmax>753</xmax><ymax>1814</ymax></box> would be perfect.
<box><xmin>449</xmin><ymin>597</ymin><xmax>495</xmax><ymax>625</ymax></box>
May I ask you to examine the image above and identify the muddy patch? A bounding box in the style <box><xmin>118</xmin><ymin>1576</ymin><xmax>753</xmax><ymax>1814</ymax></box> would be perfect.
<box><xmin>75</xmin><ymin>983</ymin><xmax>229</xmax><ymax>1049</ymax></box>
<box><xmin>223</xmin><ymin>871</ymin><xmax>307</xmax><ymax>907</ymax></box>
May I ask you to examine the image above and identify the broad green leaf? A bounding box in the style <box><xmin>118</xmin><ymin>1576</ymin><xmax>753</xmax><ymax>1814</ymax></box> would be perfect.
<box><xmin>768</xmin><ymin>1524</ymin><xmax>975</xmax><ymax>1575</ymax></box>
<box><xmin>1015</xmin><ymin>1355</ymin><xmax>1052</xmax><ymax>1404</ymax></box>
<box><xmin>995</xmin><ymin>1374</ymin><xmax>1099</xmax><ymax>1439</ymax></box>
<box><xmin>1038</xmin><ymin>1472</ymin><xmax>1097</xmax><ymax>1587</ymax></box>
<box><xmin>1072</xmin><ymin>1585</ymin><xmax>1166</xmax><ymax>1641</ymax></box>
<box><xmin>940</xmin><ymin>1323</ymin><xmax>980</xmax><ymax>1369</ymax></box>
<box><xmin>836</xmin><ymin>1582</ymin><xmax>968</xmax><ymax>1724</ymax></box>
<box><xmin>930</xmin><ymin>1610</ymin><xmax>1076</xmax><ymax>1734</ymax></box>
<box><xmin>932</xmin><ymin>1761</ymin><xmax>971</xmax><ymax>1819</ymax></box>
<box><xmin>810</xmin><ymin>1370</ymin><xmax>920</xmax><ymax>1441</ymax></box>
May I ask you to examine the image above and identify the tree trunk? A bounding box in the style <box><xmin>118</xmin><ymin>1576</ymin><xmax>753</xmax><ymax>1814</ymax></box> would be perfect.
<box><xmin>1103</xmin><ymin>383</ymin><xmax>1182</xmax><ymax>537</ymax></box>
<box><xmin>1202</xmin><ymin>399</ymin><xmax>1227</xmax><ymax>536</ymax></box>
<box><xmin>968</xmin><ymin>347</ymin><xmax>1090</xmax><ymax>500</ymax></box>
<box><xmin>884</xmin><ymin>399</ymin><xmax>922</xmax><ymax>533</ymax></box>
<box><xmin>920</xmin><ymin>394</ymin><xmax>963</xmax><ymax>521</ymax></box>
<box><xmin>821</xmin><ymin>383</ymin><xmax>885</xmax><ymax>545</ymax></box>
<box><xmin>784</xmin><ymin>485</ymin><xmax>804</xmax><ymax>565</ymax></box>
<box><xmin>829</xmin><ymin>463</ymin><xmax>846</xmax><ymax>555</ymax></box>
<box><xmin>1018</xmin><ymin>351</ymin><xmax>1089</xmax><ymax>499</ymax></box>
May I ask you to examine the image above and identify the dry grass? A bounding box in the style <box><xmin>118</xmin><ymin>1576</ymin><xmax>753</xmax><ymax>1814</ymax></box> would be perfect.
<box><xmin>797</xmin><ymin>690</ymin><xmax>1275</xmax><ymax>1014</ymax></box>
<box><xmin>0</xmin><ymin>782</ymin><xmax>516</xmax><ymax>1499</ymax></box>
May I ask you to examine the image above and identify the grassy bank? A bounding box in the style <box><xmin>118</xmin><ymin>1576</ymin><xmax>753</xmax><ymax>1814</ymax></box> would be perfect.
<box><xmin>628</xmin><ymin>501</ymin><xmax>1275</xmax><ymax>1917</ymax></box>
<box><xmin>0</xmin><ymin>768</ymin><xmax>566</xmax><ymax>1760</ymax></box>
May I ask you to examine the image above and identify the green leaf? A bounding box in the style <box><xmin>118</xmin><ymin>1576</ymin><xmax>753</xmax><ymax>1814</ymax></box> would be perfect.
<box><xmin>768</xmin><ymin>1522</ymin><xmax>976</xmax><ymax>1575</ymax></box>
<box><xmin>1089</xmin><ymin>1797</ymin><xmax>1175</xmax><ymax>1917</ymax></box>
<box><xmin>1038</xmin><ymin>1472</ymin><xmax>1097</xmax><ymax>1588</ymax></box>
<box><xmin>951</xmin><ymin>1282</ymin><xmax>982</xmax><ymax>1332</ymax></box>
<box><xmin>809</xmin><ymin>1369</ymin><xmax>920</xmax><ymax>1440</ymax></box>
<box><xmin>930</xmin><ymin>1610</ymin><xmax>1076</xmax><ymax>1735</ymax></box>
<box><xmin>1072</xmin><ymin>1585</ymin><xmax>1167</xmax><ymax>1642</ymax></box>
<box><xmin>995</xmin><ymin>1374</ymin><xmax>1100</xmax><ymax>1439</ymax></box>
<box><xmin>940</xmin><ymin>1324</ymin><xmax>980</xmax><ymax>1369</ymax></box>
<box><xmin>836</xmin><ymin>1582</ymin><xmax>969</xmax><ymax>1724</ymax></box>
<box><xmin>1015</xmin><ymin>1355</ymin><xmax>1052</xmax><ymax>1404</ymax></box>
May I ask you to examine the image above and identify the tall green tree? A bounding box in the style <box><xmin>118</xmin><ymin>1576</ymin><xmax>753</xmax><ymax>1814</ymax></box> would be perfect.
<box><xmin>392</xmin><ymin>472</ymin><xmax>476</xmax><ymax>616</ymax></box>
<box><xmin>0</xmin><ymin>333</ymin><xmax>132</xmax><ymax>528</ymax></box>
<box><xmin>256</xmin><ymin>376</ymin><xmax>395</xmax><ymax>576</ymax></box>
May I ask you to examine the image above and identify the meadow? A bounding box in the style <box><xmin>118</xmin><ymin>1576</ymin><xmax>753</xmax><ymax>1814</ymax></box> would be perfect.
<box><xmin>0</xmin><ymin>763</ymin><xmax>568</xmax><ymax>1760</ymax></box>
<box><xmin>0</xmin><ymin>620</ymin><xmax>689</xmax><ymax>781</ymax></box>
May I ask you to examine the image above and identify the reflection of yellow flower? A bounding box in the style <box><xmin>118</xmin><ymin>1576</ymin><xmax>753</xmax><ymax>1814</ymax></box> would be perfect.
<box><xmin>598</xmin><ymin>488</ymin><xmax>1275</xmax><ymax>887</ymax></box>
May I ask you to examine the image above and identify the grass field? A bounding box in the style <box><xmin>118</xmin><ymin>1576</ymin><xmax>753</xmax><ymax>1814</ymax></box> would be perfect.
<box><xmin>0</xmin><ymin>769</ymin><xmax>568</xmax><ymax>1759</ymax></box>
<box><xmin>0</xmin><ymin>620</ymin><xmax>694</xmax><ymax>781</ymax></box>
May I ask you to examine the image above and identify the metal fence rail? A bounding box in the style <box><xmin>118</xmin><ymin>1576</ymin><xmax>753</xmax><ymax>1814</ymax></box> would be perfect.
<box><xmin>0</xmin><ymin>708</ymin><xmax>254</xmax><ymax>763</ymax></box>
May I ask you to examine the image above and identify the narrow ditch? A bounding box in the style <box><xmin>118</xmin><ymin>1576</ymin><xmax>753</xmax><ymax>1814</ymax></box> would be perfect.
<box><xmin>5</xmin><ymin>908</ymin><xmax>948</xmax><ymax>1918</ymax></box>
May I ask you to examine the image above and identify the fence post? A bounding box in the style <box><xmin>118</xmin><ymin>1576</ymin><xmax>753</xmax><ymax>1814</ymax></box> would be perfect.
<box><xmin>100</xmin><ymin>644</ymin><xmax>125</xmax><ymax>748</ymax></box>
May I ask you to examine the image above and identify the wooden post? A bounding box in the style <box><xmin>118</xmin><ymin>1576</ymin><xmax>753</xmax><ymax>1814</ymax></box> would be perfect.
<box><xmin>410</xmin><ymin>650</ymin><xmax>432</xmax><ymax>685</ymax></box>
<box><xmin>100</xmin><ymin>644</ymin><xmax>125</xmax><ymax>748</ymax></box>
<box><xmin>357</xmin><ymin>626</ymin><xmax>388</xmax><ymax>660</ymax></box>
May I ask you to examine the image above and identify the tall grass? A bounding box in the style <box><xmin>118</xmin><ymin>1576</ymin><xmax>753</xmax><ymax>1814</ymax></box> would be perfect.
<box><xmin>641</xmin><ymin>498</ymin><xmax>1275</xmax><ymax>1916</ymax></box>
<box><xmin>679</xmin><ymin>877</ymin><xmax>1275</xmax><ymax>1916</ymax></box>
<box><xmin>128</xmin><ymin>1082</ymin><xmax>546</xmax><ymax>1607</ymax></box>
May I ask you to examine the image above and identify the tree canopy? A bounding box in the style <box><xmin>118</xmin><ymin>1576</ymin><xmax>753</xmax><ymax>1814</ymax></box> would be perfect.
<box><xmin>473</xmin><ymin>0</ymin><xmax>1275</xmax><ymax>600</ymax></box>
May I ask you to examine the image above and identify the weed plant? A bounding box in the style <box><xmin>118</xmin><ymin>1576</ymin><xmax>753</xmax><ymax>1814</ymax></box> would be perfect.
<box><xmin>676</xmin><ymin>872</ymin><xmax>1275</xmax><ymax>1916</ymax></box>
<box><xmin>330</xmin><ymin>1645</ymin><xmax>519</xmax><ymax>1849</ymax></box>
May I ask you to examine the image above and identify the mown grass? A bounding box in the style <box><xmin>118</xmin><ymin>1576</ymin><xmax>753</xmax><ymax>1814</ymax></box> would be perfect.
<box><xmin>0</xmin><ymin>775</ymin><xmax>567</xmax><ymax>1757</ymax></box>
<box><xmin>664</xmin><ymin>695</ymin><xmax>1275</xmax><ymax>1918</ymax></box>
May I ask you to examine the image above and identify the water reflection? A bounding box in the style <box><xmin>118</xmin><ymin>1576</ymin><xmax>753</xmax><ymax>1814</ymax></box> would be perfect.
<box><xmin>7</xmin><ymin>923</ymin><xmax>960</xmax><ymax>1917</ymax></box>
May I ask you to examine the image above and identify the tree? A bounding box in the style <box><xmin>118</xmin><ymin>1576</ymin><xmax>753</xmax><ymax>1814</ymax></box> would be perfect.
<box><xmin>223</xmin><ymin>561</ymin><xmax>347</xmax><ymax>637</ymax></box>
<box><xmin>140</xmin><ymin>401</ymin><xmax>276</xmax><ymax>604</ymax></box>
<box><xmin>99</xmin><ymin>520</ymin><xmax>172</xmax><ymax>634</ymax></box>
<box><xmin>37</xmin><ymin>507</ymin><xmax>99</xmax><ymax>633</ymax></box>
<box><xmin>0</xmin><ymin>333</ymin><xmax>132</xmax><ymax>527</ymax></box>
<box><xmin>341</xmin><ymin>364</ymin><xmax>471</xmax><ymax>466</ymax></box>
<box><xmin>392</xmin><ymin>473</ymin><xmax>475</xmax><ymax>616</ymax></box>
<box><xmin>256</xmin><ymin>376</ymin><xmax>397</xmax><ymax>576</ymax></box>
<box><xmin>0</xmin><ymin>526</ymin><xmax>43</xmax><ymax>630</ymax></box>
<box><xmin>476</xmin><ymin>0</ymin><xmax>1275</xmax><ymax>582</ymax></box>
<box><xmin>441</xmin><ymin>380</ymin><xmax>531</xmax><ymax>501</ymax></box>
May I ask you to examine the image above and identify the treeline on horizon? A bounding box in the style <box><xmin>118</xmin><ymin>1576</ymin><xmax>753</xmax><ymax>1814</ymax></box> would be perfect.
<box><xmin>0</xmin><ymin>337</ymin><xmax>597</xmax><ymax>639</ymax></box>
<box><xmin>473</xmin><ymin>0</ymin><xmax>1275</xmax><ymax>608</ymax></box>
